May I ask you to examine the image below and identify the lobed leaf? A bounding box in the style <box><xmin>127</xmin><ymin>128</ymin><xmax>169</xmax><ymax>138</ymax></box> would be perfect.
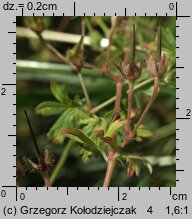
<box><xmin>106</xmin><ymin>119</ymin><xmax>127</xmax><ymax>137</ymax></box>
<box><xmin>35</xmin><ymin>101</ymin><xmax>66</xmax><ymax>116</ymax></box>
<box><xmin>62</xmin><ymin>128</ymin><xmax>98</xmax><ymax>153</ymax></box>
<box><xmin>122</xmin><ymin>154</ymin><xmax>153</xmax><ymax>176</ymax></box>
<box><xmin>101</xmin><ymin>136</ymin><xmax>119</xmax><ymax>153</ymax></box>
<box><xmin>136</xmin><ymin>125</ymin><xmax>153</xmax><ymax>138</ymax></box>
<box><xmin>50</xmin><ymin>80</ymin><xmax>70</xmax><ymax>103</ymax></box>
<box><xmin>48</xmin><ymin>108</ymin><xmax>89</xmax><ymax>144</ymax></box>
<box><xmin>80</xmin><ymin>148</ymin><xmax>92</xmax><ymax>164</ymax></box>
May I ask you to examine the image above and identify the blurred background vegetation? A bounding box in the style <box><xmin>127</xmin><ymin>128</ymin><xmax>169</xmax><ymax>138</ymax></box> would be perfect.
<box><xmin>16</xmin><ymin>16</ymin><xmax>176</xmax><ymax>187</ymax></box>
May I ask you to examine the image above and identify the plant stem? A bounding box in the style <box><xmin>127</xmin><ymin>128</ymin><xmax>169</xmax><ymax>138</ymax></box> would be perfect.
<box><xmin>103</xmin><ymin>151</ymin><xmax>118</xmax><ymax>187</ymax></box>
<box><xmin>90</xmin><ymin>78</ymin><xmax>153</xmax><ymax>114</ymax></box>
<box><xmin>78</xmin><ymin>72</ymin><xmax>92</xmax><ymax>111</ymax></box>
<box><xmin>50</xmin><ymin>140</ymin><xmax>74</xmax><ymax>184</ymax></box>
<box><xmin>24</xmin><ymin>110</ymin><xmax>52</xmax><ymax>187</ymax></box>
<box><xmin>127</xmin><ymin>81</ymin><xmax>134</xmax><ymax>132</ymax></box>
<box><xmin>42</xmin><ymin>171</ymin><xmax>52</xmax><ymax>187</ymax></box>
<box><xmin>38</xmin><ymin>33</ymin><xmax>92</xmax><ymax>111</ymax></box>
<box><xmin>131</xmin><ymin>77</ymin><xmax>159</xmax><ymax>137</ymax></box>
<box><xmin>114</xmin><ymin>80</ymin><xmax>123</xmax><ymax>119</ymax></box>
<box><xmin>126</xmin><ymin>24</ymin><xmax>135</xmax><ymax>132</ymax></box>
<box><xmin>103</xmin><ymin>79</ymin><xmax>122</xmax><ymax>187</ymax></box>
<box><xmin>102</xmin><ymin>18</ymin><xmax>117</xmax><ymax>80</ymax></box>
<box><xmin>83</xmin><ymin>62</ymin><xmax>117</xmax><ymax>81</ymax></box>
<box><xmin>103</xmin><ymin>77</ymin><xmax>158</xmax><ymax>187</ymax></box>
<box><xmin>24</xmin><ymin>110</ymin><xmax>41</xmax><ymax>158</ymax></box>
<box><xmin>77</xmin><ymin>18</ymin><xmax>92</xmax><ymax>111</ymax></box>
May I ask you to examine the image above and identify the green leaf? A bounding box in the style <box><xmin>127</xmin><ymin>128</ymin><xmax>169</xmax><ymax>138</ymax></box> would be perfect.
<box><xmin>80</xmin><ymin>148</ymin><xmax>92</xmax><ymax>164</ymax></box>
<box><xmin>141</xmin><ymin>158</ymin><xmax>153</xmax><ymax>175</ymax></box>
<box><xmin>101</xmin><ymin>137</ymin><xmax>119</xmax><ymax>152</ymax></box>
<box><xmin>106</xmin><ymin>119</ymin><xmax>127</xmax><ymax>137</ymax></box>
<box><xmin>80</xmin><ymin>116</ymin><xmax>107</xmax><ymax>135</ymax></box>
<box><xmin>62</xmin><ymin>128</ymin><xmax>99</xmax><ymax>155</ymax></box>
<box><xmin>72</xmin><ymin>95</ymin><xmax>83</xmax><ymax>106</ymax></box>
<box><xmin>122</xmin><ymin>154</ymin><xmax>153</xmax><ymax>175</ymax></box>
<box><xmin>35</xmin><ymin>101</ymin><xmax>66</xmax><ymax>116</ymax></box>
<box><xmin>48</xmin><ymin>108</ymin><xmax>89</xmax><ymax>143</ymax></box>
<box><xmin>50</xmin><ymin>80</ymin><xmax>70</xmax><ymax>103</ymax></box>
<box><xmin>127</xmin><ymin>158</ymin><xmax>141</xmax><ymax>177</ymax></box>
<box><xmin>62</xmin><ymin>128</ymin><xmax>98</xmax><ymax>149</ymax></box>
<box><xmin>136</xmin><ymin>126</ymin><xmax>153</xmax><ymax>138</ymax></box>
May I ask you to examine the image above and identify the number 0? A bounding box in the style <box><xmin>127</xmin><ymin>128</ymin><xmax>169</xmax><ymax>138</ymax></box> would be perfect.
<box><xmin>169</xmin><ymin>3</ymin><xmax>174</xmax><ymax>10</ymax></box>
<box><xmin>20</xmin><ymin>193</ymin><xmax>25</xmax><ymax>200</ymax></box>
<box><xmin>1</xmin><ymin>190</ymin><xmax>6</xmax><ymax>197</ymax></box>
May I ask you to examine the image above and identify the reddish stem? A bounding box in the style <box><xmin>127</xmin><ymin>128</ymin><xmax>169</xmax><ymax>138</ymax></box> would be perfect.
<box><xmin>103</xmin><ymin>150</ymin><xmax>118</xmax><ymax>187</ymax></box>
<box><xmin>114</xmin><ymin>80</ymin><xmax>123</xmax><ymax>119</ymax></box>
<box><xmin>127</xmin><ymin>81</ymin><xmax>135</xmax><ymax>132</ymax></box>
<box><xmin>103</xmin><ymin>79</ymin><xmax>123</xmax><ymax>187</ymax></box>
<box><xmin>131</xmin><ymin>77</ymin><xmax>159</xmax><ymax>138</ymax></box>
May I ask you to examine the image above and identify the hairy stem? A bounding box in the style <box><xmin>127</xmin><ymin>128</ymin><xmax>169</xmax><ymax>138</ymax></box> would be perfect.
<box><xmin>114</xmin><ymin>80</ymin><xmax>123</xmax><ymax>119</ymax></box>
<box><xmin>90</xmin><ymin>78</ymin><xmax>153</xmax><ymax>114</ymax></box>
<box><xmin>126</xmin><ymin>24</ymin><xmax>135</xmax><ymax>132</ymax></box>
<box><xmin>50</xmin><ymin>140</ymin><xmax>74</xmax><ymax>184</ymax></box>
<box><xmin>127</xmin><ymin>81</ymin><xmax>134</xmax><ymax>132</ymax></box>
<box><xmin>103</xmin><ymin>151</ymin><xmax>118</xmax><ymax>187</ymax></box>
<box><xmin>103</xmin><ymin>78</ymin><xmax>159</xmax><ymax>187</ymax></box>
<box><xmin>103</xmin><ymin>79</ymin><xmax>122</xmax><ymax>187</ymax></box>
<box><xmin>131</xmin><ymin>77</ymin><xmax>159</xmax><ymax>137</ymax></box>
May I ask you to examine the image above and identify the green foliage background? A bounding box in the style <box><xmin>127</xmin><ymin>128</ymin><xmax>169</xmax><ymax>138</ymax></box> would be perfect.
<box><xmin>16</xmin><ymin>16</ymin><xmax>176</xmax><ymax>187</ymax></box>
